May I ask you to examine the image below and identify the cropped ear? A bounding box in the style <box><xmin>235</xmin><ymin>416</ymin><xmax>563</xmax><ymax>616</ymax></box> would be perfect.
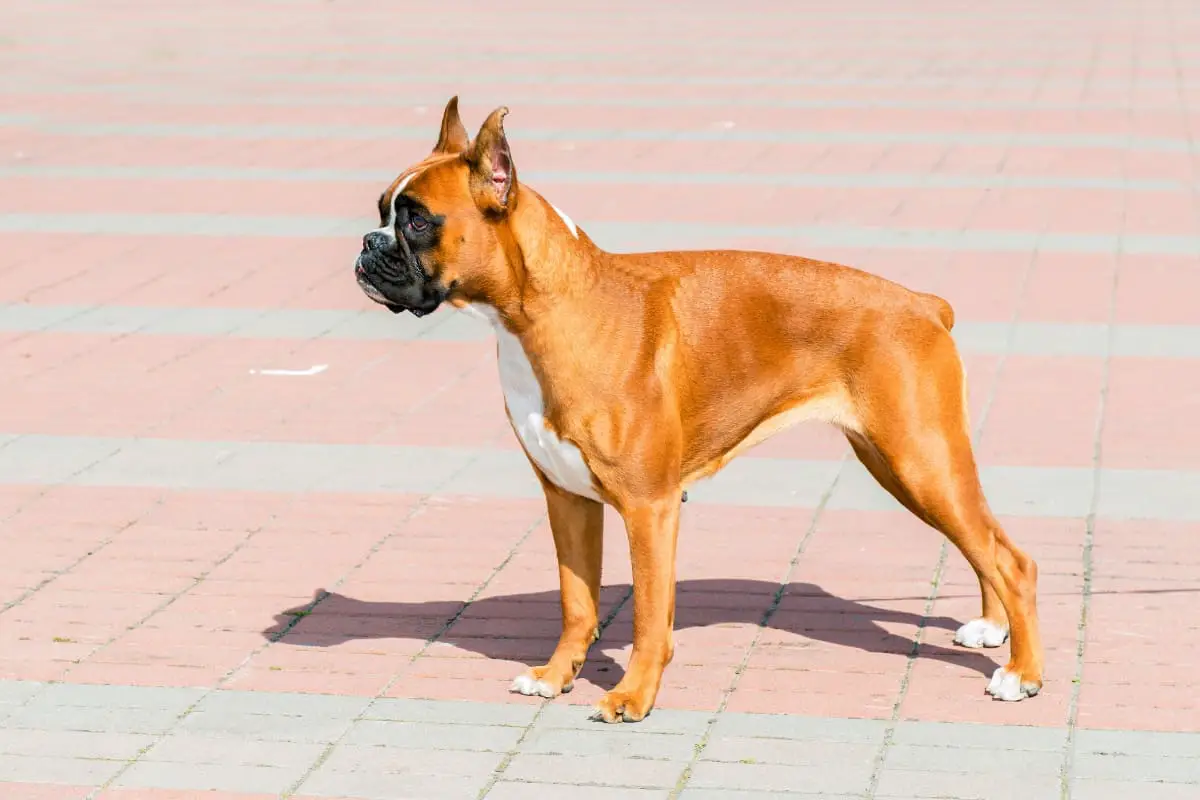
<box><xmin>466</xmin><ymin>106</ymin><xmax>517</xmax><ymax>214</ymax></box>
<box><xmin>432</xmin><ymin>95</ymin><xmax>469</xmax><ymax>155</ymax></box>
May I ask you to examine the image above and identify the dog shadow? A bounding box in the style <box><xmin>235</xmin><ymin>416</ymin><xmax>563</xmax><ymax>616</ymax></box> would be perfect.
<box><xmin>262</xmin><ymin>579</ymin><xmax>1000</xmax><ymax>688</ymax></box>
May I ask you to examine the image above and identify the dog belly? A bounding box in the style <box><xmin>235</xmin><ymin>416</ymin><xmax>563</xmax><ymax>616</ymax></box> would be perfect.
<box><xmin>683</xmin><ymin>391</ymin><xmax>860</xmax><ymax>486</ymax></box>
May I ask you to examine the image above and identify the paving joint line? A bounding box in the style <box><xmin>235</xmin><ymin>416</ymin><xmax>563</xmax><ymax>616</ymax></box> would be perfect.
<box><xmin>279</xmin><ymin>503</ymin><xmax>550</xmax><ymax>798</ymax></box>
<box><xmin>1058</xmin><ymin>174</ymin><xmax>1122</xmax><ymax>800</ymax></box>
<box><xmin>474</xmin><ymin>531</ymin><xmax>639</xmax><ymax>798</ymax></box>
<box><xmin>667</xmin><ymin>452</ymin><xmax>851</xmax><ymax>800</ymax></box>
<box><xmin>0</xmin><ymin>242</ymin><xmax>154</xmax><ymax>368</ymax></box>
<box><xmin>76</xmin><ymin>411</ymin><xmax>517</xmax><ymax>798</ymax></box>
<box><xmin>57</xmin><ymin>513</ymin><xmax>263</xmax><ymax>681</ymax></box>
<box><xmin>474</xmin><ymin>701</ymin><xmax>551</xmax><ymax>799</ymax></box>
<box><xmin>78</xmin><ymin>487</ymin><xmax>463</xmax><ymax>798</ymax></box>
<box><xmin>0</xmin><ymin>438</ymin><xmax>142</xmax><ymax>616</ymax></box>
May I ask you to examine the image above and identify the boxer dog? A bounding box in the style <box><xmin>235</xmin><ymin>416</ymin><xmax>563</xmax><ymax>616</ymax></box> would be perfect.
<box><xmin>354</xmin><ymin>97</ymin><xmax>1043</xmax><ymax>722</ymax></box>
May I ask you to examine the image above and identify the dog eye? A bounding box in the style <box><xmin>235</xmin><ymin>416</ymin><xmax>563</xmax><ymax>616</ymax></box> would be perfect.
<box><xmin>407</xmin><ymin>213</ymin><xmax>429</xmax><ymax>233</ymax></box>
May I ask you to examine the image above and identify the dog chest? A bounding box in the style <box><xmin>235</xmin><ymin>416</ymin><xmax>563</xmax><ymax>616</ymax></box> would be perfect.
<box><xmin>473</xmin><ymin>306</ymin><xmax>603</xmax><ymax>502</ymax></box>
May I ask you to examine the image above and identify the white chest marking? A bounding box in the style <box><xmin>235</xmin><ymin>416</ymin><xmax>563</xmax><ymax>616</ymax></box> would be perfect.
<box><xmin>548</xmin><ymin>202</ymin><xmax>578</xmax><ymax>238</ymax></box>
<box><xmin>469</xmin><ymin>305</ymin><xmax>600</xmax><ymax>501</ymax></box>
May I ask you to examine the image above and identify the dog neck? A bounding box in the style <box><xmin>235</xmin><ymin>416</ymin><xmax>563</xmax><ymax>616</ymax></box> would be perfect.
<box><xmin>467</xmin><ymin>184</ymin><xmax>601</xmax><ymax>333</ymax></box>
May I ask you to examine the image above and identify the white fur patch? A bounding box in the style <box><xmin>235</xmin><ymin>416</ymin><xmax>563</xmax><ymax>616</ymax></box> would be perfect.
<box><xmin>368</xmin><ymin>170</ymin><xmax>421</xmax><ymax>243</ymax></box>
<box><xmin>548</xmin><ymin>202</ymin><xmax>578</xmax><ymax>238</ymax></box>
<box><xmin>472</xmin><ymin>304</ymin><xmax>601</xmax><ymax>502</ymax></box>
<box><xmin>510</xmin><ymin>672</ymin><xmax>558</xmax><ymax>698</ymax></box>
<box><xmin>986</xmin><ymin>666</ymin><xmax>1039</xmax><ymax>701</ymax></box>
<box><xmin>954</xmin><ymin>618</ymin><xmax>1009</xmax><ymax>649</ymax></box>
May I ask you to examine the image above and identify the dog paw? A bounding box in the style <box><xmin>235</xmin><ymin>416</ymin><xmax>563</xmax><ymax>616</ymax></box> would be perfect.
<box><xmin>591</xmin><ymin>688</ymin><xmax>652</xmax><ymax>723</ymax></box>
<box><xmin>954</xmin><ymin>618</ymin><xmax>1009</xmax><ymax>649</ymax></box>
<box><xmin>985</xmin><ymin>665</ymin><xmax>1042</xmax><ymax>701</ymax></box>
<box><xmin>509</xmin><ymin>665</ymin><xmax>571</xmax><ymax>699</ymax></box>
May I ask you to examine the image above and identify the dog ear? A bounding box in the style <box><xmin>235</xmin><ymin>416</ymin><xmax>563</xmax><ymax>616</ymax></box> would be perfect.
<box><xmin>467</xmin><ymin>106</ymin><xmax>517</xmax><ymax>214</ymax></box>
<box><xmin>433</xmin><ymin>95</ymin><xmax>469</xmax><ymax>155</ymax></box>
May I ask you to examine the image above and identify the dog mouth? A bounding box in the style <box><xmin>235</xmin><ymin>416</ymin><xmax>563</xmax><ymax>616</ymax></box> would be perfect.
<box><xmin>355</xmin><ymin>258</ymin><xmax>414</xmax><ymax>315</ymax></box>
<box><xmin>355</xmin><ymin>258</ymin><xmax>441</xmax><ymax>317</ymax></box>
<box><xmin>356</xmin><ymin>273</ymin><xmax>406</xmax><ymax>315</ymax></box>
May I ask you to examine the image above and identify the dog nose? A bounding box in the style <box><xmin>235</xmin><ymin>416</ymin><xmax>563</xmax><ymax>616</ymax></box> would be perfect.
<box><xmin>362</xmin><ymin>231</ymin><xmax>389</xmax><ymax>252</ymax></box>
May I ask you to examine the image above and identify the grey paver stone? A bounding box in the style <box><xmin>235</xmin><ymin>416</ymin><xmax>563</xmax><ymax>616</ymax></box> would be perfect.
<box><xmin>143</xmin><ymin>733</ymin><xmax>328</xmax><ymax>768</ymax></box>
<box><xmin>318</xmin><ymin>744</ymin><xmax>503</xmax><ymax>778</ymax></box>
<box><xmin>503</xmin><ymin>752</ymin><xmax>685</xmax><ymax>788</ymax></box>
<box><xmin>536</xmin><ymin>703</ymin><xmax>713</xmax><ymax>735</ymax></box>
<box><xmin>0</xmin><ymin>680</ymin><xmax>45</xmax><ymax>705</ymax></box>
<box><xmin>701</xmin><ymin>736</ymin><xmax>877</xmax><ymax>769</ymax></box>
<box><xmin>451</xmin><ymin>450</ymin><xmax>544</xmax><ymax>498</ymax></box>
<box><xmin>487</xmin><ymin>783</ymin><xmax>671</xmax><ymax>800</ymax></box>
<box><xmin>520</xmin><ymin>726</ymin><xmax>698</xmax><ymax>760</ymax></box>
<box><xmin>885</xmin><ymin>743</ymin><xmax>1063</xmax><ymax>774</ymax></box>
<box><xmin>344</xmin><ymin>719</ymin><xmax>524</xmax><ymax>751</ymax></box>
<box><xmin>1072</xmin><ymin>752</ymin><xmax>1200</xmax><ymax>783</ymax></box>
<box><xmin>689</xmin><ymin>457</ymin><xmax>841</xmax><ymax>508</ymax></box>
<box><xmin>0</xmin><ymin>435</ymin><xmax>124</xmax><ymax>484</ymax></box>
<box><xmin>175</xmin><ymin>709</ymin><xmax>350</xmax><ymax>742</ymax></box>
<box><xmin>36</xmin><ymin>682</ymin><xmax>204</xmax><ymax>710</ymax></box>
<box><xmin>0</xmin><ymin>728</ymin><xmax>153</xmax><ymax>760</ymax></box>
<box><xmin>116</xmin><ymin>759</ymin><xmax>306</xmax><ymax>794</ymax></box>
<box><xmin>0</xmin><ymin>303</ymin><xmax>88</xmax><ymax>331</ymax></box>
<box><xmin>232</xmin><ymin>308</ymin><xmax>355</xmax><ymax>338</ymax></box>
<box><xmin>299</xmin><ymin>770</ymin><xmax>484</xmax><ymax>800</ymax></box>
<box><xmin>74</xmin><ymin>438</ymin><xmax>236</xmax><ymax>489</ymax></box>
<box><xmin>312</xmin><ymin>444</ymin><xmax>476</xmax><ymax>494</ymax></box>
<box><xmin>875</xmin><ymin>768</ymin><xmax>1061</xmax><ymax>798</ymax></box>
<box><xmin>978</xmin><ymin>465</ymin><xmax>1096</xmax><ymax>517</ymax></box>
<box><xmin>892</xmin><ymin>720</ymin><xmax>1067</xmax><ymax>751</ymax></box>
<box><xmin>687</xmin><ymin>760</ymin><xmax>871</xmax><ymax>795</ymax></box>
<box><xmin>1011</xmin><ymin>322</ymin><xmax>1110</xmax><ymax>356</ymax></box>
<box><xmin>712</xmin><ymin>712</ymin><xmax>888</xmax><ymax>743</ymax></box>
<box><xmin>55</xmin><ymin>304</ymin><xmax>172</xmax><ymax>334</ymax></box>
<box><xmin>0</xmin><ymin>753</ymin><xmax>128</xmax><ymax>784</ymax></box>
<box><xmin>144</xmin><ymin>306</ymin><xmax>262</xmax><ymax>336</ymax></box>
<box><xmin>1072</xmin><ymin>778</ymin><xmax>1200</xmax><ymax>800</ymax></box>
<box><xmin>4</xmin><ymin>704</ymin><xmax>184</xmax><ymax>735</ymax></box>
<box><xmin>1113</xmin><ymin>324</ymin><xmax>1200</xmax><ymax>359</ymax></box>
<box><xmin>681</xmin><ymin>791</ymin><xmax>863</xmax><ymax>800</ymax></box>
<box><xmin>194</xmin><ymin>688</ymin><xmax>369</xmax><ymax>718</ymax></box>
<box><xmin>1075</xmin><ymin>729</ymin><xmax>1200</xmax><ymax>758</ymax></box>
<box><xmin>1096</xmin><ymin>468</ymin><xmax>1200</xmax><ymax>521</ymax></box>
<box><xmin>363</xmin><ymin>696</ymin><xmax>538</xmax><ymax>727</ymax></box>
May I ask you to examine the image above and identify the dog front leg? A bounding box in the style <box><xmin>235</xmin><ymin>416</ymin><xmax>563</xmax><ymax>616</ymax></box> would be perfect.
<box><xmin>593</xmin><ymin>492</ymin><xmax>681</xmax><ymax>723</ymax></box>
<box><xmin>510</xmin><ymin>476</ymin><xmax>604</xmax><ymax>699</ymax></box>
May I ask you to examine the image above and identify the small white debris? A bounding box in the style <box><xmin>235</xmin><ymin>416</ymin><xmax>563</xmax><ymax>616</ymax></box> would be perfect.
<box><xmin>249</xmin><ymin>364</ymin><xmax>328</xmax><ymax>376</ymax></box>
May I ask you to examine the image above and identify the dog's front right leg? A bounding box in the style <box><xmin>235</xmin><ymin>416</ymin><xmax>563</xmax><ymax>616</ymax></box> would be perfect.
<box><xmin>510</xmin><ymin>474</ymin><xmax>604</xmax><ymax>699</ymax></box>
<box><xmin>592</xmin><ymin>492</ymin><xmax>681</xmax><ymax>723</ymax></box>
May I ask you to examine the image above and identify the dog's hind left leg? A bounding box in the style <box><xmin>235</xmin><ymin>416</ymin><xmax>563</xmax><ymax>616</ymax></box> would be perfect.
<box><xmin>849</xmin><ymin>331</ymin><xmax>1043</xmax><ymax>700</ymax></box>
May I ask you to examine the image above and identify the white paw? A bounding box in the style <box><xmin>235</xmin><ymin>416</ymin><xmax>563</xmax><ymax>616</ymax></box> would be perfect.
<box><xmin>985</xmin><ymin>666</ymin><xmax>1040</xmax><ymax>701</ymax></box>
<box><xmin>954</xmin><ymin>618</ymin><xmax>1009</xmax><ymax>648</ymax></box>
<box><xmin>509</xmin><ymin>672</ymin><xmax>558</xmax><ymax>699</ymax></box>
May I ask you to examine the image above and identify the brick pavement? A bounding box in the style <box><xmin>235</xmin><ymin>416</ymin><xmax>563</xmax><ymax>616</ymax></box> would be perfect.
<box><xmin>1</xmin><ymin>0</ymin><xmax>1199</xmax><ymax>797</ymax></box>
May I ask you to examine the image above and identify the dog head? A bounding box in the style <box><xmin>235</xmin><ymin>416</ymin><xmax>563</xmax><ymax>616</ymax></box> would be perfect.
<box><xmin>354</xmin><ymin>96</ymin><xmax>522</xmax><ymax>317</ymax></box>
